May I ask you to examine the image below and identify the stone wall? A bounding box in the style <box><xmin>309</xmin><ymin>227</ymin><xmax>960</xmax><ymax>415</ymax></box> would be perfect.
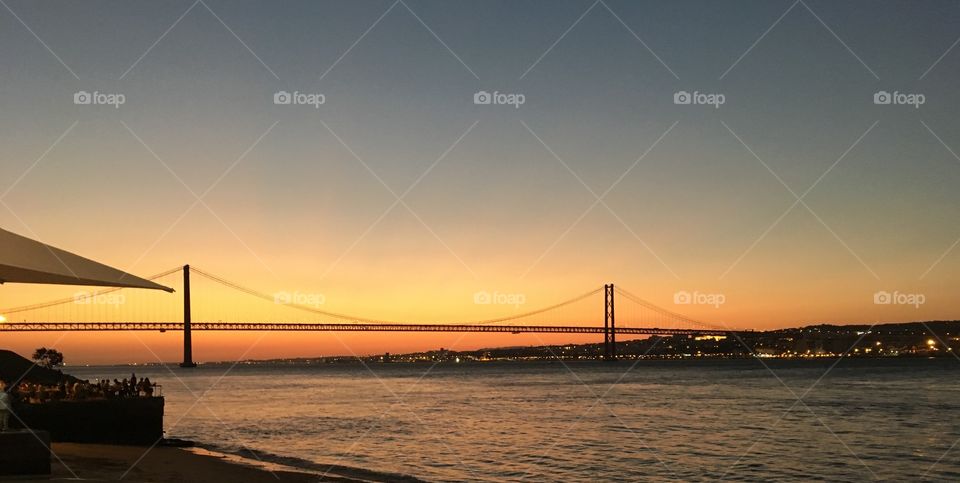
<box><xmin>13</xmin><ymin>397</ymin><xmax>164</xmax><ymax>445</ymax></box>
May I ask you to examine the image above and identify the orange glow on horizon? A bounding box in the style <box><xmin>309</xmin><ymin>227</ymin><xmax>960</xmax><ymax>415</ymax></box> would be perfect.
<box><xmin>2</xmin><ymin>213</ymin><xmax>959</xmax><ymax>364</ymax></box>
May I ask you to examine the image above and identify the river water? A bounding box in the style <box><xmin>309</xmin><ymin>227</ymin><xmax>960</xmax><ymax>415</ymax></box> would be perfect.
<box><xmin>68</xmin><ymin>358</ymin><xmax>960</xmax><ymax>481</ymax></box>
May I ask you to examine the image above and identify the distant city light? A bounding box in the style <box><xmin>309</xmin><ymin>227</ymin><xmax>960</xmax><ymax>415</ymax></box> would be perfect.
<box><xmin>695</xmin><ymin>335</ymin><xmax>727</xmax><ymax>341</ymax></box>
<box><xmin>927</xmin><ymin>339</ymin><xmax>936</xmax><ymax>346</ymax></box>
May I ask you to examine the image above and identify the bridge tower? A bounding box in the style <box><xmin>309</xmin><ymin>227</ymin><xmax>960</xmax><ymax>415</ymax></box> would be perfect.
<box><xmin>604</xmin><ymin>283</ymin><xmax>616</xmax><ymax>360</ymax></box>
<box><xmin>180</xmin><ymin>264</ymin><xmax>197</xmax><ymax>368</ymax></box>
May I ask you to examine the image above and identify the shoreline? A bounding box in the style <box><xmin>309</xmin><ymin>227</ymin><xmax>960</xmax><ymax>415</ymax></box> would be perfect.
<box><xmin>187</xmin><ymin>442</ymin><xmax>425</xmax><ymax>483</ymax></box>
<box><xmin>41</xmin><ymin>442</ymin><xmax>404</xmax><ymax>482</ymax></box>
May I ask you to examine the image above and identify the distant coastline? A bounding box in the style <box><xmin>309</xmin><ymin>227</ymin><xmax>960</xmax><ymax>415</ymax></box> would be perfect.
<box><xmin>99</xmin><ymin>320</ymin><xmax>958</xmax><ymax>366</ymax></box>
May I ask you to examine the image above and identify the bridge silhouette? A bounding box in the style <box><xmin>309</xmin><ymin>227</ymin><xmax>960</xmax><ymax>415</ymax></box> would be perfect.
<box><xmin>0</xmin><ymin>265</ymin><xmax>735</xmax><ymax>366</ymax></box>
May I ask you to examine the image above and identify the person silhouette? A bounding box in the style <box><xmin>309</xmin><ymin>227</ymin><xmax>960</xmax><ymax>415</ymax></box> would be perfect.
<box><xmin>0</xmin><ymin>380</ymin><xmax>11</xmax><ymax>431</ymax></box>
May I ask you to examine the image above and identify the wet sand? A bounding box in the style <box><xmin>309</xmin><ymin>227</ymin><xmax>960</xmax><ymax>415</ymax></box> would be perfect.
<box><xmin>42</xmin><ymin>443</ymin><xmax>366</xmax><ymax>482</ymax></box>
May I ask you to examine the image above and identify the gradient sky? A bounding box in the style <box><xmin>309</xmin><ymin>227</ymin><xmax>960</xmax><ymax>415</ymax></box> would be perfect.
<box><xmin>2</xmin><ymin>0</ymin><xmax>960</xmax><ymax>363</ymax></box>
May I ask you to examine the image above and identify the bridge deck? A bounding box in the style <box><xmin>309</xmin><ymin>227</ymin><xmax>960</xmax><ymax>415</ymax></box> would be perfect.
<box><xmin>0</xmin><ymin>322</ymin><xmax>730</xmax><ymax>336</ymax></box>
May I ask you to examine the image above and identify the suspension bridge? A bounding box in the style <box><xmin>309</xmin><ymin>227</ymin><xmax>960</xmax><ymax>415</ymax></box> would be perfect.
<box><xmin>0</xmin><ymin>265</ymin><xmax>735</xmax><ymax>366</ymax></box>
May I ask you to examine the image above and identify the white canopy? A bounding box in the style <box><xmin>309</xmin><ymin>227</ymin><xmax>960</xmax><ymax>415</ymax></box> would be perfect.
<box><xmin>0</xmin><ymin>228</ymin><xmax>173</xmax><ymax>292</ymax></box>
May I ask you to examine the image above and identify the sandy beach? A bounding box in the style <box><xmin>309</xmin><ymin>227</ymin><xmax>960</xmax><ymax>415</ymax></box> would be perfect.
<box><xmin>40</xmin><ymin>443</ymin><xmax>367</xmax><ymax>482</ymax></box>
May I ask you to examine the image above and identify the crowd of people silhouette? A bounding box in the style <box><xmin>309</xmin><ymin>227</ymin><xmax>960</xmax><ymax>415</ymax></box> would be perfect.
<box><xmin>0</xmin><ymin>374</ymin><xmax>158</xmax><ymax>407</ymax></box>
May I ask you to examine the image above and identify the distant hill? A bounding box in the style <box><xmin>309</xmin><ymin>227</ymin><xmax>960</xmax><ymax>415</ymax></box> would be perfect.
<box><xmin>233</xmin><ymin>320</ymin><xmax>960</xmax><ymax>364</ymax></box>
<box><xmin>785</xmin><ymin>320</ymin><xmax>960</xmax><ymax>333</ymax></box>
<box><xmin>0</xmin><ymin>349</ymin><xmax>78</xmax><ymax>385</ymax></box>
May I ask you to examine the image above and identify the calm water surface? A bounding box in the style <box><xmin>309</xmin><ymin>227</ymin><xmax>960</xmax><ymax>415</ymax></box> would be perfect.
<box><xmin>69</xmin><ymin>358</ymin><xmax>960</xmax><ymax>481</ymax></box>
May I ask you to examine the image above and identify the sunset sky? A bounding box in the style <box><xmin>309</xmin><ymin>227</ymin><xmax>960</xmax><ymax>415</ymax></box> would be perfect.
<box><xmin>2</xmin><ymin>0</ymin><xmax>960</xmax><ymax>363</ymax></box>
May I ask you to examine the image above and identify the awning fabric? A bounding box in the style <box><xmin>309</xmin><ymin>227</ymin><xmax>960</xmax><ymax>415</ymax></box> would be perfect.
<box><xmin>0</xmin><ymin>228</ymin><xmax>173</xmax><ymax>292</ymax></box>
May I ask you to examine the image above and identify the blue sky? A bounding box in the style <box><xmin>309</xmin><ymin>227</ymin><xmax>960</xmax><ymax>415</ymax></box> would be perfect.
<box><xmin>2</xmin><ymin>1</ymin><xmax>960</xmax><ymax>351</ymax></box>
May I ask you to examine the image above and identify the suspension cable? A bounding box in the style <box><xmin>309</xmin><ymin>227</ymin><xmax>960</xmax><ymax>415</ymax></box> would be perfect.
<box><xmin>0</xmin><ymin>266</ymin><xmax>182</xmax><ymax>314</ymax></box>
<box><xmin>1</xmin><ymin>263</ymin><xmax>603</xmax><ymax>327</ymax></box>
<box><xmin>614</xmin><ymin>287</ymin><xmax>734</xmax><ymax>331</ymax></box>
<box><xmin>190</xmin><ymin>266</ymin><xmax>603</xmax><ymax>325</ymax></box>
